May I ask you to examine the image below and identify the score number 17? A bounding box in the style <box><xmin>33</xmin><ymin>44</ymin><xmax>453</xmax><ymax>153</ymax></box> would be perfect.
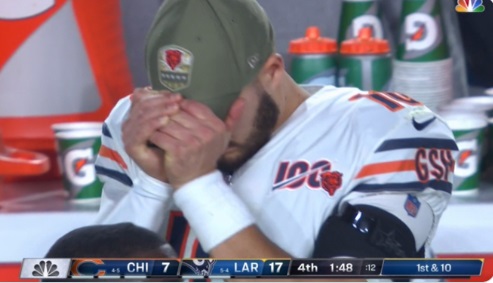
<box><xmin>265</xmin><ymin>260</ymin><xmax>290</xmax><ymax>276</ymax></box>
<box><xmin>269</xmin><ymin>262</ymin><xmax>284</xmax><ymax>273</ymax></box>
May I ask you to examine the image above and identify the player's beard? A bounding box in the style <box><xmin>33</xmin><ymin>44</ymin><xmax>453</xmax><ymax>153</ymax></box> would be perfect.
<box><xmin>217</xmin><ymin>91</ymin><xmax>279</xmax><ymax>175</ymax></box>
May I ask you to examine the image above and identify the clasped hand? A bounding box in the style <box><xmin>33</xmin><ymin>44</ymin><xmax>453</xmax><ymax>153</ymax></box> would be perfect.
<box><xmin>123</xmin><ymin>88</ymin><xmax>244</xmax><ymax>189</ymax></box>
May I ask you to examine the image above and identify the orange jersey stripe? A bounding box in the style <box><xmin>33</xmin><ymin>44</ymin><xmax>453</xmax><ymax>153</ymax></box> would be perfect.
<box><xmin>356</xmin><ymin>160</ymin><xmax>416</xmax><ymax>179</ymax></box>
<box><xmin>98</xmin><ymin>145</ymin><xmax>128</xmax><ymax>170</ymax></box>
<box><xmin>191</xmin><ymin>239</ymin><xmax>200</xmax><ymax>257</ymax></box>
<box><xmin>180</xmin><ymin>225</ymin><xmax>191</xmax><ymax>258</ymax></box>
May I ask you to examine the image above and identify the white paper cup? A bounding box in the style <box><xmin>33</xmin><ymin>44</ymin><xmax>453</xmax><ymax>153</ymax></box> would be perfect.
<box><xmin>449</xmin><ymin>96</ymin><xmax>493</xmax><ymax>117</ymax></box>
<box><xmin>52</xmin><ymin>122</ymin><xmax>103</xmax><ymax>133</ymax></box>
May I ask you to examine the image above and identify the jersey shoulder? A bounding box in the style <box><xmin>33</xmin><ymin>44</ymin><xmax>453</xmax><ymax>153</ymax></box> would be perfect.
<box><xmin>343</xmin><ymin>91</ymin><xmax>455</xmax><ymax>143</ymax></box>
<box><xmin>104</xmin><ymin>95</ymin><xmax>132</xmax><ymax>139</ymax></box>
<box><xmin>342</xmin><ymin>91</ymin><xmax>458</xmax><ymax>196</ymax></box>
<box><xmin>312</xmin><ymin>89</ymin><xmax>458</xmax><ymax>184</ymax></box>
<box><xmin>301</xmin><ymin>88</ymin><xmax>455</xmax><ymax>154</ymax></box>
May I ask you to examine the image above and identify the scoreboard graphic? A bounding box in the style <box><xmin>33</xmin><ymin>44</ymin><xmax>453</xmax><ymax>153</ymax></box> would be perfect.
<box><xmin>20</xmin><ymin>258</ymin><xmax>485</xmax><ymax>280</ymax></box>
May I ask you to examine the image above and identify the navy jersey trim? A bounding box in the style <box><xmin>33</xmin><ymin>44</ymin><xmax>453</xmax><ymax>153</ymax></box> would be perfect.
<box><xmin>376</xmin><ymin>138</ymin><xmax>458</xmax><ymax>152</ymax></box>
<box><xmin>102</xmin><ymin>123</ymin><xmax>112</xmax><ymax>138</ymax></box>
<box><xmin>95</xmin><ymin>165</ymin><xmax>133</xmax><ymax>187</ymax></box>
<box><xmin>352</xmin><ymin>180</ymin><xmax>452</xmax><ymax>194</ymax></box>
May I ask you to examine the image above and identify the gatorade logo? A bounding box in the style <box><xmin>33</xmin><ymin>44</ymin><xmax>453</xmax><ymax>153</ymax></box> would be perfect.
<box><xmin>352</xmin><ymin>15</ymin><xmax>383</xmax><ymax>39</ymax></box>
<box><xmin>455</xmin><ymin>140</ymin><xmax>478</xmax><ymax>178</ymax></box>
<box><xmin>64</xmin><ymin>148</ymin><xmax>96</xmax><ymax>187</ymax></box>
<box><xmin>404</xmin><ymin>13</ymin><xmax>438</xmax><ymax>52</ymax></box>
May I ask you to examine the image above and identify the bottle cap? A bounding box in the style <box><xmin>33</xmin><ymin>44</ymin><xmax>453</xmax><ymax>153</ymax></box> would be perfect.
<box><xmin>340</xmin><ymin>27</ymin><xmax>390</xmax><ymax>55</ymax></box>
<box><xmin>289</xmin><ymin>26</ymin><xmax>337</xmax><ymax>54</ymax></box>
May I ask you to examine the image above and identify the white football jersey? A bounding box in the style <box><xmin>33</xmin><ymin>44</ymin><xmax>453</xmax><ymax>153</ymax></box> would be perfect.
<box><xmin>94</xmin><ymin>86</ymin><xmax>458</xmax><ymax>258</ymax></box>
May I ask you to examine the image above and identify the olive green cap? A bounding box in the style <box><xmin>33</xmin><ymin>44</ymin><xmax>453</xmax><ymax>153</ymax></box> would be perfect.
<box><xmin>145</xmin><ymin>0</ymin><xmax>275</xmax><ymax>119</ymax></box>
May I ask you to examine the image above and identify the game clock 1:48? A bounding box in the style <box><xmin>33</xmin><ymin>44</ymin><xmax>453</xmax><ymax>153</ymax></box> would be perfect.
<box><xmin>330</xmin><ymin>262</ymin><xmax>353</xmax><ymax>273</ymax></box>
<box><xmin>290</xmin><ymin>259</ymin><xmax>362</xmax><ymax>276</ymax></box>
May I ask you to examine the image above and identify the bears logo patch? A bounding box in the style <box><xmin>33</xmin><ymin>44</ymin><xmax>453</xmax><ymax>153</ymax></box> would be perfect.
<box><xmin>158</xmin><ymin>45</ymin><xmax>193</xmax><ymax>91</ymax></box>
<box><xmin>321</xmin><ymin>171</ymin><xmax>343</xmax><ymax>196</ymax></box>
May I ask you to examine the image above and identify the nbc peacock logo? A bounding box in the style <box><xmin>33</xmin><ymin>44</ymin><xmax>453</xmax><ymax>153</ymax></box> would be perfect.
<box><xmin>32</xmin><ymin>260</ymin><xmax>59</xmax><ymax>277</ymax></box>
<box><xmin>20</xmin><ymin>258</ymin><xmax>71</xmax><ymax>279</ymax></box>
<box><xmin>455</xmin><ymin>0</ymin><xmax>485</xmax><ymax>12</ymax></box>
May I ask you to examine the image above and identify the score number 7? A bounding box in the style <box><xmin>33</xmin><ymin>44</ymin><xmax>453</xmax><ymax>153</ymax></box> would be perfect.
<box><xmin>350</xmin><ymin>91</ymin><xmax>422</xmax><ymax>112</ymax></box>
<box><xmin>162</xmin><ymin>262</ymin><xmax>170</xmax><ymax>273</ymax></box>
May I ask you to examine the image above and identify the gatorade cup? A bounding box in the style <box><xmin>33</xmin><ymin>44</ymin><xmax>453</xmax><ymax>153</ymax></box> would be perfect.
<box><xmin>338</xmin><ymin>0</ymin><xmax>384</xmax><ymax>44</ymax></box>
<box><xmin>338</xmin><ymin>27</ymin><xmax>391</xmax><ymax>91</ymax></box>
<box><xmin>52</xmin><ymin>122</ymin><xmax>103</xmax><ymax>176</ymax></box>
<box><xmin>439</xmin><ymin>113</ymin><xmax>488</xmax><ymax>197</ymax></box>
<box><xmin>289</xmin><ymin>27</ymin><xmax>337</xmax><ymax>86</ymax></box>
<box><xmin>441</xmin><ymin>97</ymin><xmax>493</xmax><ymax>171</ymax></box>
<box><xmin>52</xmin><ymin>122</ymin><xmax>104</xmax><ymax>134</ymax></box>
<box><xmin>396</xmin><ymin>0</ymin><xmax>448</xmax><ymax>62</ymax></box>
<box><xmin>55</xmin><ymin>129</ymin><xmax>103</xmax><ymax>205</ymax></box>
<box><xmin>392</xmin><ymin>0</ymin><xmax>452</xmax><ymax>111</ymax></box>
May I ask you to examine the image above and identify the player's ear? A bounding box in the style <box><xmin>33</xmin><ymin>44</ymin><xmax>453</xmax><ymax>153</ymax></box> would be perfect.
<box><xmin>258</xmin><ymin>54</ymin><xmax>284</xmax><ymax>94</ymax></box>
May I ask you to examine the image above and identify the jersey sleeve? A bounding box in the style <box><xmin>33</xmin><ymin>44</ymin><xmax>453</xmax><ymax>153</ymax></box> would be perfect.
<box><xmin>94</xmin><ymin>118</ymin><xmax>134</xmax><ymax>223</ymax></box>
<box><xmin>340</xmin><ymin>105</ymin><xmax>459</xmax><ymax>251</ymax></box>
<box><xmin>94</xmin><ymin>97</ymin><xmax>174</xmax><ymax>232</ymax></box>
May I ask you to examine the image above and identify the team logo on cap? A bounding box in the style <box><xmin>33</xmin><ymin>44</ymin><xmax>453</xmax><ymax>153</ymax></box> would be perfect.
<box><xmin>158</xmin><ymin>45</ymin><xmax>193</xmax><ymax>92</ymax></box>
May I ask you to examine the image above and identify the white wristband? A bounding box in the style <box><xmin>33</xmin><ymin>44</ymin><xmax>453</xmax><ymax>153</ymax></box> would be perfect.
<box><xmin>173</xmin><ymin>170</ymin><xmax>255</xmax><ymax>252</ymax></box>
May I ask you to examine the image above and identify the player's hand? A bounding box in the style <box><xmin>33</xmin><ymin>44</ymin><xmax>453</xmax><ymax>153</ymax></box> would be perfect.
<box><xmin>148</xmin><ymin>98</ymin><xmax>245</xmax><ymax>189</ymax></box>
<box><xmin>122</xmin><ymin>87</ymin><xmax>182</xmax><ymax>182</ymax></box>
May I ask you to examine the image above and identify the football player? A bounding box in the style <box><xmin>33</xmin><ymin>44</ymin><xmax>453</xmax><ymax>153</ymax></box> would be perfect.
<box><xmin>94</xmin><ymin>0</ymin><xmax>458</xmax><ymax>263</ymax></box>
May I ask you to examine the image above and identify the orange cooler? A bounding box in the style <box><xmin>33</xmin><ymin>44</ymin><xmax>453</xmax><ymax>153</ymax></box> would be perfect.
<box><xmin>0</xmin><ymin>0</ymin><xmax>133</xmax><ymax>178</ymax></box>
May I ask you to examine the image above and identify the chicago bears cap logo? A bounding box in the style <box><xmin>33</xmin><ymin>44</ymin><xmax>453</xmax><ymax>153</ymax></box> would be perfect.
<box><xmin>165</xmin><ymin>49</ymin><xmax>182</xmax><ymax>70</ymax></box>
<box><xmin>158</xmin><ymin>45</ymin><xmax>193</xmax><ymax>92</ymax></box>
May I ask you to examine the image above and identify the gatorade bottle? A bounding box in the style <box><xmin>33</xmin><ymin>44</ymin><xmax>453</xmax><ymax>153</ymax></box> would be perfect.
<box><xmin>392</xmin><ymin>0</ymin><xmax>452</xmax><ymax>111</ymax></box>
<box><xmin>338</xmin><ymin>27</ymin><xmax>391</xmax><ymax>91</ymax></box>
<box><xmin>288</xmin><ymin>26</ymin><xmax>337</xmax><ymax>86</ymax></box>
<box><xmin>337</xmin><ymin>0</ymin><xmax>385</xmax><ymax>44</ymax></box>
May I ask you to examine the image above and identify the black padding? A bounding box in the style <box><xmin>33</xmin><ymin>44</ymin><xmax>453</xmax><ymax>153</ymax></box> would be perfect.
<box><xmin>313</xmin><ymin>205</ymin><xmax>423</xmax><ymax>258</ymax></box>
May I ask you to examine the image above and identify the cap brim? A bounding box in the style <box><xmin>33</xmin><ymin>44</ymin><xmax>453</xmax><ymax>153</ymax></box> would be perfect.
<box><xmin>187</xmin><ymin>91</ymin><xmax>239</xmax><ymax>120</ymax></box>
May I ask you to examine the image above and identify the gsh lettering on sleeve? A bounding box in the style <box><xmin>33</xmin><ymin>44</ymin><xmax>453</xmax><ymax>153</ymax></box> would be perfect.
<box><xmin>415</xmin><ymin>148</ymin><xmax>455</xmax><ymax>182</ymax></box>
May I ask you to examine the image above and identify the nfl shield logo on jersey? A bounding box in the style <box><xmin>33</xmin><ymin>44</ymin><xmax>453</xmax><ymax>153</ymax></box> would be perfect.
<box><xmin>404</xmin><ymin>194</ymin><xmax>421</xmax><ymax>217</ymax></box>
<box><xmin>158</xmin><ymin>45</ymin><xmax>193</xmax><ymax>91</ymax></box>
